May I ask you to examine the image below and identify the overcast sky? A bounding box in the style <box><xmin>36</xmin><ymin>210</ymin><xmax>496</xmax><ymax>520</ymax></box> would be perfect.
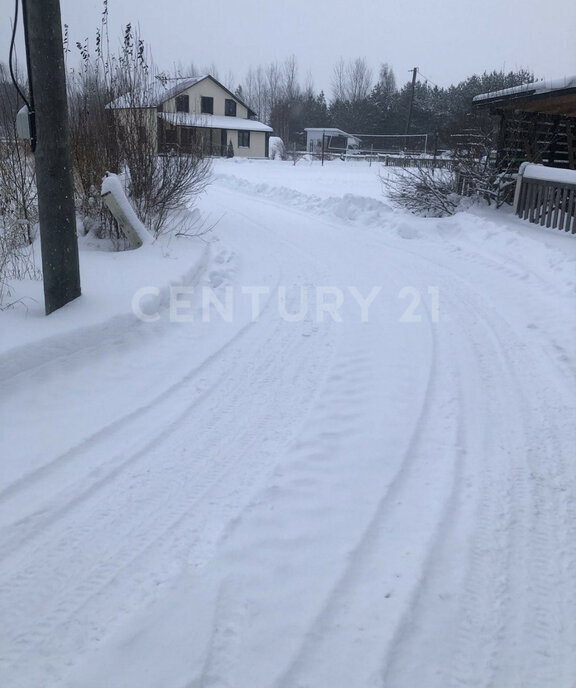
<box><xmin>3</xmin><ymin>0</ymin><xmax>576</xmax><ymax>95</ymax></box>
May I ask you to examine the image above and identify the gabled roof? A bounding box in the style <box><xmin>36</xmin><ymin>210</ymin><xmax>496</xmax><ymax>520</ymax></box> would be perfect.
<box><xmin>159</xmin><ymin>112</ymin><xmax>272</xmax><ymax>132</ymax></box>
<box><xmin>107</xmin><ymin>76</ymin><xmax>206</xmax><ymax>109</ymax></box>
<box><xmin>107</xmin><ymin>74</ymin><xmax>257</xmax><ymax>118</ymax></box>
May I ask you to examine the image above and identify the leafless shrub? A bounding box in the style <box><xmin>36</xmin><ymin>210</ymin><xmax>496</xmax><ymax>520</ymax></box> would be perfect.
<box><xmin>384</xmin><ymin>166</ymin><xmax>460</xmax><ymax>217</ymax></box>
<box><xmin>383</xmin><ymin>147</ymin><xmax>516</xmax><ymax>217</ymax></box>
<box><xmin>0</xmin><ymin>139</ymin><xmax>38</xmax><ymax>242</ymax></box>
<box><xmin>0</xmin><ymin>64</ymin><xmax>40</xmax><ymax>303</ymax></box>
<box><xmin>67</xmin><ymin>9</ymin><xmax>212</xmax><ymax>241</ymax></box>
<box><xmin>0</xmin><ymin>220</ymin><xmax>42</xmax><ymax>304</ymax></box>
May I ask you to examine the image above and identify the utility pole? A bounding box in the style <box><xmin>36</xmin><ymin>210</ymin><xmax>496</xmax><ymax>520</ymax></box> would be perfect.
<box><xmin>22</xmin><ymin>0</ymin><xmax>81</xmax><ymax>315</ymax></box>
<box><xmin>404</xmin><ymin>67</ymin><xmax>418</xmax><ymax>148</ymax></box>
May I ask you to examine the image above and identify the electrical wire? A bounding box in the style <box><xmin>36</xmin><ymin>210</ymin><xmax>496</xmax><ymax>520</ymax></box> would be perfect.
<box><xmin>9</xmin><ymin>0</ymin><xmax>30</xmax><ymax>108</ymax></box>
<box><xmin>417</xmin><ymin>69</ymin><xmax>440</xmax><ymax>89</ymax></box>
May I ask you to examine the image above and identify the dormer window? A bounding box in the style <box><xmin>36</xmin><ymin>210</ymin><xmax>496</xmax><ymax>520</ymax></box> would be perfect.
<box><xmin>201</xmin><ymin>96</ymin><xmax>214</xmax><ymax>115</ymax></box>
<box><xmin>225</xmin><ymin>99</ymin><xmax>237</xmax><ymax>117</ymax></box>
<box><xmin>175</xmin><ymin>95</ymin><xmax>189</xmax><ymax>113</ymax></box>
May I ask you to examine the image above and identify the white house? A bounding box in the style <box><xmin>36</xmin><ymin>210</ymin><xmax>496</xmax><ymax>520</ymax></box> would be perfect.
<box><xmin>108</xmin><ymin>75</ymin><xmax>273</xmax><ymax>158</ymax></box>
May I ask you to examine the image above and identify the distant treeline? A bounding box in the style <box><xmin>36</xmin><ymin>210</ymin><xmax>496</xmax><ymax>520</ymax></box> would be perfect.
<box><xmin>1</xmin><ymin>24</ymin><xmax>533</xmax><ymax>151</ymax></box>
<box><xmin>227</xmin><ymin>57</ymin><xmax>533</xmax><ymax>149</ymax></box>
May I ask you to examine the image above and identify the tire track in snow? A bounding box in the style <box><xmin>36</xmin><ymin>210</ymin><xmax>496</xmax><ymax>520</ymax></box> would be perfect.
<box><xmin>0</xmin><ymin>316</ymin><xmax>302</xmax><ymax>676</ymax></box>
<box><xmin>186</xmin><ymin>245</ymin><xmax>440</xmax><ymax>687</ymax></box>
<box><xmin>225</xmin><ymin>184</ymin><xmax>576</xmax><ymax>686</ymax></box>
<box><xmin>271</xmin><ymin>265</ymin><xmax>469</xmax><ymax>688</ymax></box>
<box><xmin>365</xmin><ymin>244</ymin><xmax>576</xmax><ymax>687</ymax></box>
<box><xmin>444</xmin><ymin>296</ymin><xmax>576</xmax><ymax>688</ymax></box>
<box><xmin>0</xmin><ymin>207</ymin><xmax>340</xmax><ymax>685</ymax></box>
<box><xmin>211</xmin><ymin>179</ymin><xmax>576</xmax><ymax>687</ymax></box>
<box><xmin>0</xmin><ymin>247</ymin><xmax>266</xmax><ymax>514</ymax></box>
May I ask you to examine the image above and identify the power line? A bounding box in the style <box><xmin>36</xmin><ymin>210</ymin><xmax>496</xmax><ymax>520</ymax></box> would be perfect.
<box><xmin>416</xmin><ymin>68</ymin><xmax>440</xmax><ymax>89</ymax></box>
<box><xmin>9</xmin><ymin>0</ymin><xmax>30</xmax><ymax>109</ymax></box>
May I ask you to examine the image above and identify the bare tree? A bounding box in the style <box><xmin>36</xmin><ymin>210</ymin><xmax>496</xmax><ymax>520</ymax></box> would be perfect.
<box><xmin>282</xmin><ymin>55</ymin><xmax>300</xmax><ymax>102</ymax></box>
<box><xmin>331</xmin><ymin>58</ymin><xmax>347</xmax><ymax>102</ymax></box>
<box><xmin>265</xmin><ymin>62</ymin><xmax>283</xmax><ymax>118</ymax></box>
<box><xmin>347</xmin><ymin>58</ymin><xmax>373</xmax><ymax>102</ymax></box>
<box><xmin>331</xmin><ymin>57</ymin><xmax>373</xmax><ymax>102</ymax></box>
<box><xmin>377</xmin><ymin>63</ymin><xmax>397</xmax><ymax>96</ymax></box>
<box><xmin>243</xmin><ymin>65</ymin><xmax>269</xmax><ymax>121</ymax></box>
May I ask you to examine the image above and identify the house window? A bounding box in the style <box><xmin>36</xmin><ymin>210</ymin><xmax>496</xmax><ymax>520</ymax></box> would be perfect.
<box><xmin>175</xmin><ymin>95</ymin><xmax>189</xmax><ymax>113</ymax></box>
<box><xmin>238</xmin><ymin>130</ymin><xmax>250</xmax><ymax>148</ymax></box>
<box><xmin>164</xmin><ymin>128</ymin><xmax>177</xmax><ymax>150</ymax></box>
<box><xmin>201</xmin><ymin>96</ymin><xmax>214</xmax><ymax>114</ymax></box>
<box><xmin>225</xmin><ymin>99</ymin><xmax>237</xmax><ymax>117</ymax></box>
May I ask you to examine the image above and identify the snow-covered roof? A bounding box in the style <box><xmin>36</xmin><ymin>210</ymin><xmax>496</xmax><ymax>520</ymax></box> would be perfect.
<box><xmin>305</xmin><ymin>128</ymin><xmax>361</xmax><ymax>145</ymax></box>
<box><xmin>473</xmin><ymin>75</ymin><xmax>576</xmax><ymax>104</ymax></box>
<box><xmin>107</xmin><ymin>76</ymin><xmax>207</xmax><ymax>109</ymax></box>
<box><xmin>107</xmin><ymin>75</ymin><xmax>256</xmax><ymax>117</ymax></box>
<box><xmin>159</xmin><ymin>112</ymin><xmax>272</xmax><ymax>132</ymax></box>
<box><xmin>305</xmin><ymin>127</ymin><xmax>353</xmax><ymax>137</ymax></box>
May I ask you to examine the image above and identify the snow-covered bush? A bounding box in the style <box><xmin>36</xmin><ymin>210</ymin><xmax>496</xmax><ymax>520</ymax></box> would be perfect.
<box><xmin>269</xmin><ymin>136</ymin><xmax>286</xmax><ymax>160</ymax></box>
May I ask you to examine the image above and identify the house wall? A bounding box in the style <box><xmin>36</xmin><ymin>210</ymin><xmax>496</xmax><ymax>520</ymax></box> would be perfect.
<box><xmin>226</xmin><ymin>130</ymin><xmax>267</xmax><ymax>158</ymax></box>
<box><xmin>112</xmin><ymin>78</ymin><xmax>270</xmax><ymax>158</ymax></box>
<box><xmin>496</xmin><ymin>110</ymin><xmax>576</xmax><ymax>170</ymax></box>
<box><xmin>162</xmin><ymin>78</ymin><xmax>249</xmax><ymax>119</ymax></box>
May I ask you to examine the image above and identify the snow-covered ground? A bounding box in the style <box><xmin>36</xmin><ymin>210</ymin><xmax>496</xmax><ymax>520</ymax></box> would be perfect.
<box><xmin>1</xmin><ymin>158</ymin><xmax>575</xmax><ymax>688</ymax></box>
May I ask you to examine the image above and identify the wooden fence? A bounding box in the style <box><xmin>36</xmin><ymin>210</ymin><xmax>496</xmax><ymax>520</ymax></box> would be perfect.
<box><xmin>514</xmin><ymin>170</ymin><xmax>576</xmax><ymax>234</ymax></box>
<box><xmin>379</xmin><ymin>155</ymin><xmax>455</xmax><ymax>170</ymax></box>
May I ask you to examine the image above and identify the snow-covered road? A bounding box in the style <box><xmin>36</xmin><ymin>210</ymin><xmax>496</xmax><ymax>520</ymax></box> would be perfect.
<box><xmin>1</xmin><ymin>160</ymin><xmax>575</xmax><ymax>687</ymax></box>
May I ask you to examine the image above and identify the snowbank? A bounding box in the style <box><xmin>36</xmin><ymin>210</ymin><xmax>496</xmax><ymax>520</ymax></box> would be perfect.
<box><xmin>0</xmin><ymin>233</ymin><xmax>211</xmax><ymax>381</ymax></box>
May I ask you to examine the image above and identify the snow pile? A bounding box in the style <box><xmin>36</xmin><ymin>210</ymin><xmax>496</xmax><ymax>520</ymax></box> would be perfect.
<box><xmin>0</xmin><ymin>232</ymin><xmax>211</xmax><ymax>378</ymax></box>
<box><xmin>101</xmin><ymin>172</ymin><xmax>154</xmax><ymax>246</ymax></box>
<box><xmin>268</xmin><ymin>136</ymin><xmax>286</xmax><ymax>160</ymax></box>
<box><xmin>216</xmin><ymin>172</ymin><xmax>396</xmax><ymax>228</ymax></box>
<box><xmin>522</xmin><ymin>162</ymin><xmax>576</xmax><ymax>185</ymax></box>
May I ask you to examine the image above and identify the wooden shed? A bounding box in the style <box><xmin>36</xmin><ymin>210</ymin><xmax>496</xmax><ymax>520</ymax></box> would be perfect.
<box><xmin>472</xmin><ymin>77</ymin><xmax>576</xmax><ymax>171</ymax></box>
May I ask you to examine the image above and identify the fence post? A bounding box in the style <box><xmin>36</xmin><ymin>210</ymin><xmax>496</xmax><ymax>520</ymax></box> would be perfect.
<box><xmin>513</xmin><ymin>162</ymin><xmax>529</xmax><ymax>216</ymax></box>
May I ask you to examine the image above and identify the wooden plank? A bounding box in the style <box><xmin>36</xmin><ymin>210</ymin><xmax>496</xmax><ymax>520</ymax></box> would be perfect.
<box><xmin>524</xmin><ymin>180</ymin><xmax>535</xmax><ymax>220</ymax></box>
<box><xmin>546</xmin><ymin>185</ymin><xmax>558</xmax><ymax>226</ymax></box>
<box><xmin>531</xmin><ymin>182</ymin><xmax>543</xmax><ymax>223</ymax></box>
<box><xmin>567</xmin><ymin>188</ymin><xmax>576</xmax><ymax>232</ymax></box>
<box><xmin>516</xmin><ymin>179</ymin><xmax>527</xmax><ymax>217</ymax></box>
<box><xmin>567</xmin><ymin>121</ymin><xmax>576</xmax><ymax>169</ymax></box>
<box><xmin>542</xmin><ymin>185</ymin><xmax>554</xmax><ymax>225</ymax></box>
<box><xmin>551</xmin><ymin>185</ymin><xmax>563</xmax><ymax>228</ymax></box>
<box><xmin>558</xmin><ymin>186</ymin><xmax>568</xmax><ymax>229</ymax></box>
<box><xmin>564</xmin><ymin>188</ymin><xmax>575</xmax><ymax>231</ymax></box>
<box><xmin>544</xmin><ymin>186</ymin><xmax>556</xmax><ymax>227</ymax></box>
